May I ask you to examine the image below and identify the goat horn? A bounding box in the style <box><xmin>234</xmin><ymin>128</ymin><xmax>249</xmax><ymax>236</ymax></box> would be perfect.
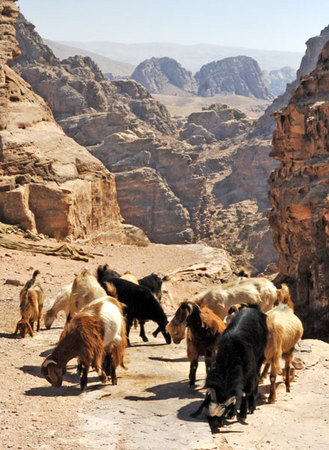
<box><xmin>42</xmin><ymin>359</ymin><xmax>57</xmax><ymax>368</ymax></box>
<box><xmin>208</xmin><ymin>388</ymin><xmax>217</xmax><ymax>402</ymax></box>
<box><xmin>186</xmin><ymin>302</ymin><xmax>194</xmax><ymax>315</ymax></box>
<box><xmin>225</xmin><ymin>396</ymin><xmax>236</xmax><ymax>406</ymax></box>
<box><xmin>209</xmin><ymin>402</ymin><xmax>226</xmax><ymax>418</ymax></box>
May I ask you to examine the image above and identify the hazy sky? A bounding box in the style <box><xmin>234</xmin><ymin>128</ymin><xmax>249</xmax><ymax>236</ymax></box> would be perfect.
<box><xmin>17</xmin><ymin>0</ymin><xmax>329</xmax><ymax>52</ymax></box>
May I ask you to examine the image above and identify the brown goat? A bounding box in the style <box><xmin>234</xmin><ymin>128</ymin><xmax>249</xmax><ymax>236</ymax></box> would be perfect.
<box><xmin>15</xmin><ymin>270</ymin><xmax>45</xmax><ymax>338</ymax></box>
<box><xmin>167</xmin><ymin>302</ymin><xmax>226</xmax><ymax>386</ymax></box>
<box><xmin>42</xmin><ymin>296</ymin><xmax>126</xmax><ymax>391</ymax></box>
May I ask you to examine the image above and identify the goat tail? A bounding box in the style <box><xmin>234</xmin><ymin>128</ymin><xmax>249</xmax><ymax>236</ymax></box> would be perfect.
<box><xmin>32</xmin><ymin>270</ymin><xmax>40</xmax><ymax>279</ymax></box>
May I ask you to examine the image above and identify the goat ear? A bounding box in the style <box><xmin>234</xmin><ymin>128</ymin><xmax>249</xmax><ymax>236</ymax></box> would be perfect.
<box><xmin>175</xmin><ymin>305</ymin><xmax>189</xmax><ymax>322</ymax></box>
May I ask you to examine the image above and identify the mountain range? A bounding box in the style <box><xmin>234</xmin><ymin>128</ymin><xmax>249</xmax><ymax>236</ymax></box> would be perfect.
<box><xmin>55</xmin><ymin>40</ymin><xmax>303</xmax><ymax>73</ymax></box>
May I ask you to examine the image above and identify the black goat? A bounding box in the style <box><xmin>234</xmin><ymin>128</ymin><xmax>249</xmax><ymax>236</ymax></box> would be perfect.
<box><xmin>97</xmin><ymin>265</ymin><xmax>171</xmax><ymax>345</ymax></box>
<box><xmin>192</xmin><ymin>305</ymin><xmax>268</xmax><ymax>432</ymax></box>
<box><xmin>138</xmin><ymin>273</ymin><xmax>163</xmax><ymax>301</ymax></box>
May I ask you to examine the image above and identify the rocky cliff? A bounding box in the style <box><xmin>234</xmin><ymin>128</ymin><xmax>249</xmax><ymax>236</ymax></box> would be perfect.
<box><xmin>131</xmin><ymin>57</ymin><xmax>197</xmax><ymax>94</ymax></box>
<box><xmin>195</xmin><ymin>56</ymin><xmax>272</xmax><ymax>99</ymax></box>
<box><xmin>255</xmin><ymin>25</ymin><xmax>329</xmax><ymax>137</ymax></box>
<box><xmin>0</xmin><ymin>2</ymin><xmax>134</xmax><ymax>243</ymax></box>
<box><xmin>269</xmin><ymin>41</ymin><xmax>329</xmax><ymax>339</ymax></box>
<box><xmin>10</xmin><ymin>13</ymin><xmax>211</xmax><ymax>244</ymax></box>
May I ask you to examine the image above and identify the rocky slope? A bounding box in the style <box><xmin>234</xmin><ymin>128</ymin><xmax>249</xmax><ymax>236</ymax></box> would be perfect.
<box><xmin>9</xmin><ymin>13</ymin><xmax>211</xmax><ymax>244</ymax></box>
<box><xmin>269</xmin><ymin>41</ymin><xmax>329</xmax><ymax>339</ymax></box>
<box><xmin>180</xmin><ymin>103</ymin><xmax>252</xmax><ymax>143</ymax></box>
<box><xmin>195</xmin><ymin>56</ymin><xmax>272</xmax><ymax>99</ymax></box>
<box><xmin>0</xmin><ymin>1</ymin><xmax>134</xmax><ymax>243</ymax></box>
<box><xmin>131</xmin><ymin>57</ymin><xmax>197</xmax><ymax>94</ymax></box>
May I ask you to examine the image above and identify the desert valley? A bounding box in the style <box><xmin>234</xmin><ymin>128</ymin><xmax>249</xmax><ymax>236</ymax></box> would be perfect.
<box><xmin>0</xmin><ymin>1</ymin><xmax>329</xmax><ymax>449</ymax></box>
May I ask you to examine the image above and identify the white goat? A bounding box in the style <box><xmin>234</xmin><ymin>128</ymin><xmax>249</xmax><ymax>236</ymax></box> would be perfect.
<box><xmin>190</xmin><ymin>277</ymin><xmax>278</xmax><ymax>320</ymax></box>
<box><xmin>44</xmin><ymin>283</ymin><xmax>73</xmax><ymax>329</ymax></box>
<box><xmin>67</xmin><ymin>269</ymin><xmax>107</xmax><ymax>320</ymax></box>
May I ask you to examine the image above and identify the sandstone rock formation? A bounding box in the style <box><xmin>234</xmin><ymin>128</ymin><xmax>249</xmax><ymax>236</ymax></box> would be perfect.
<box><xmin>255</xmin><ymin>25</ymin><xmax>329</xmax><ymax>136</ymax></box>
<box><xmin>195</xmin><ymin>56</ymin><xmax>272</xmax><ymax>99</ymax></box>
<box><xmin>131</xmin><ymin>57</ymin><xmax>197</xmax><ymax>94</ymax></box>
<box><xmin>10</xmin><ymin>13</ymin><xmax>211</xmax><ymax>244</ymax></box>
<box><xmin>269</xmin><ymin>41</ymin><xmax>329</xmax><ymax>339</ymax></box>
<box><xmin>0</xmin><ymin>2</ymin><xmax>132</xmax><ymax>243</ymax></box>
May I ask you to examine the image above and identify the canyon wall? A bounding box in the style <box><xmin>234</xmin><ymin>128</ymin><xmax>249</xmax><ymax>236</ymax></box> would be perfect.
<box><xmin>269</xmin><ymin>41</ymin><xmax>329</xmax><ymax>339</ymax></box>
<box><xmin>0</xmin><ymin>1</ymin><xmax>131</xmax><ymax>243</ymax></box>
<box><xmin>10</xmin><ymin>13</ymin><xmax>211</xmax><ymax>244</ymax></box>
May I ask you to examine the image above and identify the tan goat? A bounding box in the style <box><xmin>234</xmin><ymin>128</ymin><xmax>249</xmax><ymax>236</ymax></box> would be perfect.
<box><xmin>15</xmin><ymin>270</ymin><xmax>45</xmax><ymax>338</ymax></box>
<box><xmin>260</xmin><ymin>303</ymin><xmax>303</xmax><ymax>403</ymax></box>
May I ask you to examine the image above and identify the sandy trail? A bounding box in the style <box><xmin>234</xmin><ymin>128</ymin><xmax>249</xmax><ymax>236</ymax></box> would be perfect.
<box><xmin>0</xmin><ymin>238</ymin><xmax>328</xmax><ymax>449</ymax></box>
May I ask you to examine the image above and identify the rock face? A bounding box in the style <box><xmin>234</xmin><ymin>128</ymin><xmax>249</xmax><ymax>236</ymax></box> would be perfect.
<box><xmin>131</xmin><ymin>57</ymin><xmax>197</xmax><ymax>94</ymax></box>
<box><xmin>269</xmin><ymin>41</ymin><xmax>329</xmax><ymax>339</ymax></box>
<box><xmin>10</xmin><ymin>13</ymin><xmax>211</xmax><ymax>244</ymax></box>
<box><xmin>255</xmin><ymin>25</ymin><xmax>329</xmax><ymax>136</ymax></box>
<box><xmin>0</xmin><ymin>2</ymin><xmax>128</xmax><ymax>242</ymax></box>
<box><xmin>195</xmin><ymin>56</ymin><xmax>272</xmax><ymax>99</ymax></box>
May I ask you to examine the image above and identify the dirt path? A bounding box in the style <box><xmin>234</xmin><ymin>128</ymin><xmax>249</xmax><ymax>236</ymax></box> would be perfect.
<box><xmin>0</xmin><ymin>238</ymin><xmax>328</xmax><ymax>449</ymax></box>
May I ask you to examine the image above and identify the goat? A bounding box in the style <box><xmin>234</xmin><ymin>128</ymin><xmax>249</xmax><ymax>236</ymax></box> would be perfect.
<box><xmin>43</xmin><ymin>283</ymin><xmax>73</xmax><ymax>329</ymax></box>
<box><xmin>167</xmin><ymin>302</ymin><xmax>226</xmax><ymax>386</ymax></box>
<box><xmin>15</xmin><ymin>270</ymin><xmax>45</xmax><ymax>338</ymax></box>
<box><xmin>223</xmin><ymin>303</ymin><xmax>248</xmax><ymax>325</ymax></box>
<box><xmin>189</xmin><ymin>276</ymin><xmax>278</xmax><ymax>320</ymax></box>
<box><xmin>138</xmin><ymin>273</ymin><xmax>164</xmax><ymax>338</ymax></box>
<box><xmin>138</xmin><ymin>273</ymin><xmax>163</xmax><ymax>301</ymax></box>
<box><xmin>66</xmin><ymin>268</ymin><xmax>107</xmax><ymax>322</ymax></box>
<box><xmin>260</xmin><ymin>303</ymin><xmax>303</xmax><ymax>403</ymax></box>
<box><xmin>192</xmin><ymin>305</ymin><xmax>268</xmax><ymax>432</ymax></box>
<box><xmin>275</xmin><ymin>283</ymin><xmax>294</xmax><ymax>309</ymax></box>
<box><xmin>41</xmin><ymin>296</ymin><xmax>126</xmax><ymax>391</ymax></box>
<box><xmin>120</xmin><ymin>271</ymin><xmax>139</xmax><ymax>285</ymax></box>
<box><xmin>97</xmin><ymin>265</ymin><xmax>171</xmax><ymax>345</ymax></box>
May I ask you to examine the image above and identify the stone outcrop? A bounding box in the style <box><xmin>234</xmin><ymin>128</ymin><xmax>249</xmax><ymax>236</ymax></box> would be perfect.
<box><xmin>131</xmin><ymin>57</ymin><xmax>197</xmax><ymax>94</ymax></box>
<box><xmin>0</xmin><ymin>2</ymin><xmax>135</xmax><ymax>242</ymax></box>
<box><xmin>10</xmin><ymin>13</ymin><xmax>211</xmax><ymax>244</ymax></box>
<box><xmin>195</xmin><ymin>56</ymin><xmax>272</xmax><ymax>99</ymax></box>
<box><xmin>180</xmin><ymin>104</ymin><xmax>252</xmax><ymax>143</ymax></box>
<box><xmin>255</xmin><ymin>25</ymin><xmax>329</xmax><ymax>137</ymax></box>
<box><xmin>269</xmin><ymin>41</ymin><xmax>329</xmax><ymax>339</ymax></box>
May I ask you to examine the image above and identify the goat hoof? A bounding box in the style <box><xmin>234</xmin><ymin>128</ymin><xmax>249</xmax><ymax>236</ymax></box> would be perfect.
<box><xmin>142</xmin><ymin>337</ymin><xmax>148</xmax><ymax>342</ymax></box>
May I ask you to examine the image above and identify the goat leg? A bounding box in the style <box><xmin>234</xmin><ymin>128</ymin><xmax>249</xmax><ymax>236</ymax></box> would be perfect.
<box><xmin>190</xmin><ymin>393</ymin><xmax>211</xmax><ymax>418</ymax></box>
<box><xmin>239</xmin><ymin>394</ymin><xmax>248</xmax><ymax>419</ymax></box>
<box><xmin>80</xmin><ymin>365</ymin><xmax>88</xmax><ymax>391</ymax></box>
<box><xmin>189</xmin><ymin>359</ymin><xmax>198</xmax><ymax>387</ymax></box>
<box><xmin>152</xmin><ymin>326</ymin><xmax>161</xmax><ymax>338</ymax></box>
<box><xmin>126</xmin><ymin>317</ymin><xmax>133</xmax><ymax>346</ymax></box>
<box><xmin>268</xmin><ymin>373</ymin><xmax>277</xmax><ymax>403</ymax></box>
<box><xmin>26</xmin><ymin>321</ymin><xmax>34</xmax><ymax>337</ymax></box>
<box><xmin>139</xmin><ymin>320</ymin><xmax>148</xmax><ymax>342</ymax></box>
<box><xmin>260</xmin><ymin>362</ymin><xmax>270</xmax><ymax>383</ymax></box>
